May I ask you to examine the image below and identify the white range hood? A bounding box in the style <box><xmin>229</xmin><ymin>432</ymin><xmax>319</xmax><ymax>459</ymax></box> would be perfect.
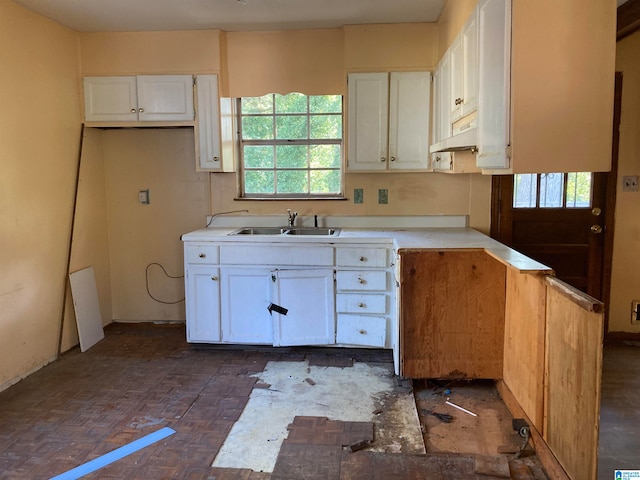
<box><xmin>429</xmin><ymin>127</ymin><xmax>477</xmax><ymax>153</ymax></box>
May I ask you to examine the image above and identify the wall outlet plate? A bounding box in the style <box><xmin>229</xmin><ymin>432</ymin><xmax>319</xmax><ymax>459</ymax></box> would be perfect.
<box><xmin>138</xmin><ymin>189</ymin><xmax>150</xmax><ymax>205</ymax></box>
<box><xmin>622</xmin><ymin>175</ymin><xmax>639</xmax><ymax>192</ymax></box>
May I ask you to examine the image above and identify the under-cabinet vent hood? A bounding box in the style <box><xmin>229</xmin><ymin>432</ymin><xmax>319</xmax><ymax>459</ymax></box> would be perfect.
<box><xmin>429</xmin><ymin>127</ymin><xmax>477</xmax><ymax>154</ymax></box>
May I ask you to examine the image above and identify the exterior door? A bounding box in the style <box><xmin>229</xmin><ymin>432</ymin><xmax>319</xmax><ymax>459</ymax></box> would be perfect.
<box><xmin>491</xmin><ymin>172</ymin><xmax>608</xmax><ymax>299</ymax></box>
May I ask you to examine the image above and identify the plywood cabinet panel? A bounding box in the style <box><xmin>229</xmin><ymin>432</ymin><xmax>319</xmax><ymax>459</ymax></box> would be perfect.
<box><xmin>400</xmin><ymin>250</ymin><xmax>506</xmax><ymax>379</ymax></box>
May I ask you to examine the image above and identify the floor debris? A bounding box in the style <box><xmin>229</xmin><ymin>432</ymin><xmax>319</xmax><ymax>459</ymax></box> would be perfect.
<box><xmin>474</xmin><ymin>454</ymin><xmax>511</xmax><ymax>478</ymax></box>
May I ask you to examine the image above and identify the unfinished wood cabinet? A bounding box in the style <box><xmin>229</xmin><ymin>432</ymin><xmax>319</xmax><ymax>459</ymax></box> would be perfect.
<box><xmin>399</xmin><ymin>250</ymin><xmax>506</xmax><ymax>379</ymax></box>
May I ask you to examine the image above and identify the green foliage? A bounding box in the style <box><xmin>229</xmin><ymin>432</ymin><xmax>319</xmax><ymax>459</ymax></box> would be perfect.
<box><xmin>276</xmin><ymin>115</ymin><xmax>307</xmax><ymax>139</ymax></box>
<box><xmin>244</xmin><ymin>146</ymin><xmax>274</xmax><ymax>168</ymax></box>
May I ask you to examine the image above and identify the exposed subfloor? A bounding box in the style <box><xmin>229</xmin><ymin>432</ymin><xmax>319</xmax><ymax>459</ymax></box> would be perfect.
<box><xmin>0</xmin><ymin>323</ymin><xmax>632</xmax><ymax>479</ymax></box>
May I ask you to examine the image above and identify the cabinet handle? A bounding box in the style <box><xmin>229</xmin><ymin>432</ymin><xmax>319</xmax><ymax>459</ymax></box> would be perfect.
<box><xmin>199</xmin><ymin>253</ymin><xmax>206</xmax><ymax>258</ymax></box>
<box><xmin>358</xmin><ymin>277</ymin><xmax>366</xmax><ymax>284</ymax></box>
<box><xmin>380</xmin><ymin>157</ymin><xmax>386</xmax><ymax>162</ymax></box>
<box><xmin>211</xmin><ymin>276</ymin><xmax>218</xmax><ymax>281</ymax></box>
<box><xmin>390</xmin><ymin>156</ymin><xmax>396</xmax><ymax>162</ymax></box>
<box><xmin>358</xmin><ymin>302</ymin><xmax>366</xmax><ymax>308</ymax></box>
<box><xmin>213</xmin><ymin>156</ymin><xmax>219</xmax><ymax>162</ymax></box>
<box><xmin>138</xmin><ymin>107</ymin><xmax>144</xmax><ymax>113</ymax></box>
<box><xmin>130</xmin><ymin>108</ymin><xmax>136</xmax><ymax>113</ymax></box>
<box><xmin>359</xmin><ymin>256</ymin><xmax>367</xmax><ymax>262</ymax></box>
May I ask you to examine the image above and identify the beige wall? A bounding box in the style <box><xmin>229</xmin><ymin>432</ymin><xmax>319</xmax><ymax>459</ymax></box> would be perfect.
<box><xmin>0</xmin><ymin>0</ymin><xmax>83</xmax><ymax>388</ymax></box>
<box><xmin>610</xmin><ymin>31</ymin><xmax>640</xmax><ymax>333</ymax></box>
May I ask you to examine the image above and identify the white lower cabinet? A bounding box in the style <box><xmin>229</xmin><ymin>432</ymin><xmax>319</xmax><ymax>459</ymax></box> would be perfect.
<box><xmin>271</xmin><ymin>269</ymin><xmax>335</xmax><ymax>346</ymax></box>
<box><xmin>183</xmin><ymin>240</ymin><xmax>395</xmax><ymax>355</ymax></box>
<box><xmin>220</xmin><ymin>268</ymin><xmax>274</xmax><ymax>344</ymax></box>
<box><xmin>185</xmin><ymin>265</ymin><xmax>220</xmax><ymax>342</ymax></box>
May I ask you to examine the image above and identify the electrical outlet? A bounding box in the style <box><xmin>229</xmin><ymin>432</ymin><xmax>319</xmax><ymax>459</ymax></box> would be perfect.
<box><xmin>632</xmin><ymin>300</ymin><xmax>640</xmax><ymax>324</ymax></box>
<box><xmin>138</xmin><ymin>189</ymin><xmax>150</xmax><ymax>205</ymax></box>
<box><xmin>622</xmin><ymin>175</ymin><xmax>639</xmax><ymax>192</ymax></box>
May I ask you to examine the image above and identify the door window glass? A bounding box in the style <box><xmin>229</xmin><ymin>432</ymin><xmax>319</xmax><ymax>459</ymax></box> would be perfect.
<box><xmin>513</xmin><ymin>172</ymin><xmax>592</xmax><ymax>208</ymax></box>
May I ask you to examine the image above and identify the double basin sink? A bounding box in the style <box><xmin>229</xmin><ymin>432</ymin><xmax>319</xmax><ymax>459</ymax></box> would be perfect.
<box><xmin>229</xmin><ymin>227</ymin><xmax>340</xmax><ymax>237</ymax></box>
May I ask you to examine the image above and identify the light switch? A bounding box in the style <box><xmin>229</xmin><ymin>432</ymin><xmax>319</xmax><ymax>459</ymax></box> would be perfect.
<box><xmin>138</xmin><ymin>189</ymin><xmax>150</xmax><ymax>205</ymax></box>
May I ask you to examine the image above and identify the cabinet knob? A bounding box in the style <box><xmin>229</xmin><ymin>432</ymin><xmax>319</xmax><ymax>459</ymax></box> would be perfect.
<box><xmin>213</xmin><ymin>156</ymin><xmax>219</xmax><ymax>162</ymax></box>
<box><xmin>390</xmin><ymin>156</ymin><xmax>396</xmax><ymax>162</ymax></box>
<box><xmin>380</xmin><ymin>157</ymin><xmax>386</xmax><ymax>162</ymax></box>
<box><xmin>359</xmin><ymin>329</ymin><xmax>367</xmax><ymax>335</ymax></box>
<box><xmin>358</xmin><ymin>277</ymin><xmax>366</xmax><ymax>284</ymax></box>
<box><xmin>138</xmin><ymin>107</ymin><xmax>144</xmax><ymax>113</ymax></box>
<box><xmin>359</xmin><ymin>256</ymin><xmax>367</xmax><ymax>262</ymax></box>
<box><xmin>199</xmin><ymin>253</ymin><xmax>206</xmax><ymax>258</ymax></box>
<box><xmin>358</xmin><ymin>302</ymin><xmax>366</xmax><ymax>308</ymax></box>
<box><xmin>211</xmin><ymin>276</ymin><xmax>218</xmax><ymax>281</ymax></box>
<box><xmin>130</xmin><ymin>108</ymin><xmax>136</xmax><ymax>113</ymax></box>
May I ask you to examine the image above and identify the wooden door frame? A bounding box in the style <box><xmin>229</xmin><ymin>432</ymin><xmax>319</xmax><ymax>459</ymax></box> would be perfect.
<box><xmin>490</xmin><ymin>72</ymin><xmax>622</xmax><ymax>337</ymax></box>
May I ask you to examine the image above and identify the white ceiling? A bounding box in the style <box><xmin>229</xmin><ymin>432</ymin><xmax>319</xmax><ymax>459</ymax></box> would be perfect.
<box><xmin>11</xmin><ymin>0</ymin><xmax>446</xmax><ymax>32</ymax></box>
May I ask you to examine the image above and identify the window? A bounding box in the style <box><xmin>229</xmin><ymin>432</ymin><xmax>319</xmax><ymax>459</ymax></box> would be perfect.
<box><xmin>513</xmin><ymin>172</ymin><xmax>593</xmax><ymax>208</ymax></box>
<box><xmin>238</xmin><ymin>93</ymin><xmax>343</xmax><ymax>198</ymax></box>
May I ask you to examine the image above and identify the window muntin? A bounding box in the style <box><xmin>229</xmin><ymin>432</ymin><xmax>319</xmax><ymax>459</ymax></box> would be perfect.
<box><xmin>513</xmin><ymin>173</ymin><xmax>593</xmax><ymax>208</ymax></box>
<box><xmin>239</xmin><ymin>93</ymin><xmax>343</xmax><ymax>198</ymax></box>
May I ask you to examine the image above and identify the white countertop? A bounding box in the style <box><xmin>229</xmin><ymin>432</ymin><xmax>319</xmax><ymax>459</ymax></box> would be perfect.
<box><xmin>181</xmin><ymin>226</ymin><xmax>552</xmax><ymax>274</ymax></box>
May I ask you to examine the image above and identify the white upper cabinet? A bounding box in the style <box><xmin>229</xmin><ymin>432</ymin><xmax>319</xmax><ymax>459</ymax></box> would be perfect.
<box><xmin>83</xmin><ymin>75</ymin><xmax>194</xmax><ymax>123</ymax></box>
<box><xmin>195</xmin><ymin>74</ymin><xmax>222</xmax><ymax>170</ymax></box>
<box><xmin>450</xmin><ymin>7</ymin><xmax>479</xmax><ymax>126</ymax></box>
<box><xmin>348</xmin><ymin>72</ymin><xmax>431</xmax><ymax>172</ymax></box>
<box><xmin>477</xmin><ymin>0</ymin><xmax>511</xmax><ymax>169</ymax></box>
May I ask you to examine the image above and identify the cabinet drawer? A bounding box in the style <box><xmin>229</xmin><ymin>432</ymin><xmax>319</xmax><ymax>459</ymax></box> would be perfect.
<box><xmin>336</xmin><ymin>247</ymin><xmax>388</xmax><ymax>268</ymax></box>
<box><xmin>336</xmin><ymin>314</ymin><xmax>387</xmax><ymax>347</ymax></box>
<box><xmin>336</xmin><ymin>270</ymin><xmax>387</xmax><ymax>291</ymax></box>
<box><xmin>185</xmin><ymin>244</ymin><xmax>220</xmax><ymax>264</ymax></box>
<box><xmin>221</xmin><ymin>245</ymin><xmax>333</xmax><ymax>266</ymax></box>
<box><xmin>336</xmin><ymin>293</ymin><xmax>387</xmax><ymax>314</ymax></box>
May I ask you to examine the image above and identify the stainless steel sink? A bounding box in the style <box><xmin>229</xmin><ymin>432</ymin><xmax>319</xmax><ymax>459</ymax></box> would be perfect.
<box><xmin>228</xmin><ymin>227</ymin><xmax>340</xmax><ymax>236</ymax></box>
<box><xmin>285</xmin><ymin>228</ymin><xmax>340</xmax><ymax>236</ymax></box>
<box><xmin>229</xmin><ymin>227</ymin><xmax>288</xmax><ymax>235</ymax></box>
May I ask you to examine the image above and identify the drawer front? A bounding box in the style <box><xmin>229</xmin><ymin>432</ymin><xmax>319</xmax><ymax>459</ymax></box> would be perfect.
<box><xmin>221</xmin><ymin>245</ymin><xmax>333</xmax><ymax>266</ymax></box>
<box><xmin>336</xmin><ymin>270</ymin><xmax>387</xmax><ymax>291</ymax></box>
<box><xmin>336</xmin><ymin>293</ymin><xmax>387</xmax><ymax>314</ymax></box>
<box><xmin>336</xmin><ymin>314</ymin><xmax>387</xmax><ymax>348</ymax></box>
<box><xmin>185</xmin><ymin>244</ymin><xmax>220</xmax><ymax>264</ymax></box>
<box><xmin>336</xmin><ymin>247</ymin><xmax>388</xmax><ymax>268</ymax></box>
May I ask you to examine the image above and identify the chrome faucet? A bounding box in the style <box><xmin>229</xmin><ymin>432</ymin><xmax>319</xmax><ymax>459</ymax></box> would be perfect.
<box><xmin>287</xmin><ymin>209</ymin><xmax>298</xmax><ymax>227</ymax></box>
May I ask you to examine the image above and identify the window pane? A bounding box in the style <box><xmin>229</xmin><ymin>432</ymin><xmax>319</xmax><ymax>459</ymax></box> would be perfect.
<box><xmin>310</xmin><ymin>95</ymin><xmax>341</xmax><ymax>113</ymax></box>
<box><xmin>243</xmin><ymin>116</ymin><xmax>273</xmax><ymax>140</ymax></box>
<box><xmin>242</xmin><ymin>95</ymin><xmax>273</xmax><ymax>114</ymax></box>
<box><xmin>310</xmin><ymin>170</ymin><xmax>341</xmax><ymax>193</ymax></box>
<box><xmin>310</xmin><ymin>144</ymin><xmax>341</xmax><ymax>168</ymax></box>
<box><xmin>513</xmin><ymin>174</ymin><xmax>536</xmax><ymax>208</ymax></box>
<box><xmin>275</xmin><ymin>93</ymin><xmax>307</xmax><ymax>114</ymax></box>
<box><xmin>310</xmin><ymin>115</ymin><xmax>342</xmax><ymax>139</ymax></box>
<box><xmin>276</xmin><ymin>145</ymin><xmax>308</xmax><ymax>168</ymax></box>
<box><xmin>244</xmin><ymin>145</ymin><xmax>274</xmax><ymax>168</ymax></box>
<box><xmin>540</xmin><ymin>173</ymin><xmax>564</xmax><ymax>208</ymax></box>
<box><xmin>244</xmin><ymin>170</ymin><xmax>275</xmax><ymax>194</ymax></box>
<box><xmin>566</xmin><ymin>172</ymin><xmax>592</xmax><ymax>208</ymax></box>
<box><xmin>276</xmin><ymin>115</ymin><xmax>307</xmax><ymax>139</ymax></box>
<box><xmin>277</xmin><ymin>170</ymin><xmax>308</xmax><ymax>193</ymax></box>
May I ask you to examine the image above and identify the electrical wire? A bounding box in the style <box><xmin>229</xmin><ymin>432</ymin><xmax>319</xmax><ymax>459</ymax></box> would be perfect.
<box><xmin>205</xmin><ymin>209</ymin><xmax>249</xmax><ymax>227</ymax></box>
<box><xmin>145</xmin><ymin>263</ymin><xmax>184</xmax><ymax>304</ymax></box>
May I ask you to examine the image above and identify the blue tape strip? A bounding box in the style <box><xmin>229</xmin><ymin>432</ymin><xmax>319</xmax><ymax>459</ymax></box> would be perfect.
<box><xmin>50</xmin><ymin>426</ymin><xmax>175</xmax><ymax>480</ymax></box>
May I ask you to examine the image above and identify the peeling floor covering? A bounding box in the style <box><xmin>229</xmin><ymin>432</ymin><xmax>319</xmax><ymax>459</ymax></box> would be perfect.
<box><xmin>212</xmin><ymin>359</ymin><xmax>424</xmax><ymax>473</ymax></box>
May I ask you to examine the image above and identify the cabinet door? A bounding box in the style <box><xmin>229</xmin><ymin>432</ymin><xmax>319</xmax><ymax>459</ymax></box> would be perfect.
<box><xmin>461</xmin><ymin>7</ymin><xmax>479</xmax><ymax>117</ymax></box>
<box><xmin>185</xmin><ymin>265</ymin><xmax>221</xmax><ymax>342</ymax></box>
<box><xmin>347</xmin><ymin>73</ymin><xmax>389</xmax><ymax>171</ymax></box>
<box><xmin>388</xmin><ymin>72</ymin><xmax>430</xmax><ymax>170</ymax></box>
<box><xmin>220</xmin><ymin>268</ymin><xmax>273</xmax><ymax>344</ymax></box>
<box><xmin>272</xmin><ymin>269</ymin><xmax>335</xmax><ymax>347</ymax></box>
<box><xmin>449</xmin><ymin>36</ymin><xmax>464</xmax><ymax>122</ymax></box>
<box><xmin>195</xmin><ymin>75</ymin><xmax>222</xmax><ymax>171</ymax></box>
<box><xmin>136</xmin><ymin>75</ymin><xmax>194</xmax><ymax>121</ymax></box>
<box><xmin>477</xmin><ymin>0</ymin><xmax>511</xmax><ymax>169</ymax></box>
<box><xmin>83</xmin><ymin>76</ymin><xmax>138</xmax><ymax>122</ymax></box>
<box><xmin>438</xmin><ymin>54</ymin><xmax>452</xmax><ymax>141</ymax></box>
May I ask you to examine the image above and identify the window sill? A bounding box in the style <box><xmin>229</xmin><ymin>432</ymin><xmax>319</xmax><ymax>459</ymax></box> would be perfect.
<box><xmin>234</xmin><ymin>196</ymin><xmax>348</xmax><ymax>201</ymax></box>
